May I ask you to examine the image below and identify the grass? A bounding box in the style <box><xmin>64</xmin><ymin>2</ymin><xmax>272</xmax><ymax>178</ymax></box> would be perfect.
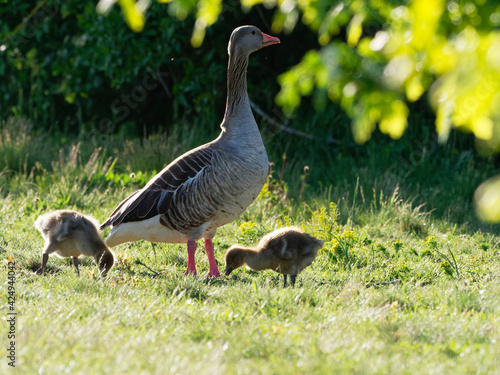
<box><xmin>1</xmin><ymin>117</ymin><xmax>500</xmax><ymax>374</ymax></box>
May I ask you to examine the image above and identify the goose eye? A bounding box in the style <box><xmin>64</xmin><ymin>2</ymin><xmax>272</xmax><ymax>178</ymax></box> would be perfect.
<box><xmin>251</xmin><ymin>30</ymin><xmax>256</xmax><ymax>35</ymax></box>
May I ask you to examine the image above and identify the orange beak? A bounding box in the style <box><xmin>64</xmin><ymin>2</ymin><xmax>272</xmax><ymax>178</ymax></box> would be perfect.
<box><xmin>262</xmin><ymin>33</ymin><xmax>280</xmax><ymax>46</ymax></box>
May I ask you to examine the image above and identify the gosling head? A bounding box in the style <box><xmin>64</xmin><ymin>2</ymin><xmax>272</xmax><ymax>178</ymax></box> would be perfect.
<box><xmin>95</xmin><ymin>249</ymin><xmax>115</xmax><ymax>277</ymax></box>
<box><xmin>224</xmin><ymin>246</ymin><xmax>248</xmax><ymax>277</ymax></box>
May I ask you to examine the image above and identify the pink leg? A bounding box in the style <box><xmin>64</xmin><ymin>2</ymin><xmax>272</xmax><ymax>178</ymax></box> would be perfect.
<box><xmin>204</xmin><ymin>239</ymin><xmax>221</xmax><ymax>278</ymax></box>
<box><xmin>184</xmin><ymin>240</ymin><xmax>197</xmax><ymax>276</ymax></box>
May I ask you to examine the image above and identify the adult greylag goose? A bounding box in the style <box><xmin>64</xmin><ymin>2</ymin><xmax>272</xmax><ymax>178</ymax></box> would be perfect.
<box><xmin>100</xmin><ymin>26</ymin><xmax>280</xmax><ymax>277</ymax></box>
<box><xmin>35</xmin><ymin>210</ymin><xmax>115</xmax><ymax>276</ymax></box>
<box><xmin>224</xmin><ymin>227</ymin><xmax>323</xmax><ymax>287</ymax></box>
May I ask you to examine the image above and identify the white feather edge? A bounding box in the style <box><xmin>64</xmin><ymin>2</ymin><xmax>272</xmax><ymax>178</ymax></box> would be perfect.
<box><xmin>104</xmin><ymin>215</ymin><xmax>188</xmax><ymax>247</ymax></box>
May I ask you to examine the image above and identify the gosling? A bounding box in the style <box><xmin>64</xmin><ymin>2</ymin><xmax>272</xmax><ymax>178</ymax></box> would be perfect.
<box><xmin>34</xmin><ymin>210</ymin><xmax>114</xmax><ymax>276</ymax></box>
<box><xmin>225</xmin><ymin>227</ymin><xmax>323</xmax><ymax>287</ymax></box>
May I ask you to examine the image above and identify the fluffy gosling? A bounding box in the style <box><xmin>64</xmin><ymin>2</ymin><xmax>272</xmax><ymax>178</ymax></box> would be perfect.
<box><xmin>34</xmin><ymin>210</ymin><xmax>114</xmax><ymax>276</ymax></box>
<box><xmin>225</xmin><ymin>227</ymin><xmax>323</xmax><ymax>287</ymax></box>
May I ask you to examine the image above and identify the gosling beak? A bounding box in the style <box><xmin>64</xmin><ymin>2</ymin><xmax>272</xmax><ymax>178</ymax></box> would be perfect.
<box><xmin>225</xmin><ymin>265</ymin><xmax>233</xmax><ymax>277</ymax></box>
<box><xmin>262</xmin><ymin>33</ymin><xmax>280</xmax><ymax>46</ymax></box>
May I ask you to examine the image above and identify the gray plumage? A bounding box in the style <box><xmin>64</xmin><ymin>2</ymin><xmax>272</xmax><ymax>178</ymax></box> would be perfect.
<box><xmin>34</xmin><ymin>210</ymin><xmax>114</xmax><ymax>277</ymax></box>
<box><xmin>100</xmin><ymin>26</ymin><xmax>280</xmax><ymax>277</ymax></box>
<box><xmin>224</xmin><ymin>227</ymin><xmax>323</xmax><ymax>287</ymax></box>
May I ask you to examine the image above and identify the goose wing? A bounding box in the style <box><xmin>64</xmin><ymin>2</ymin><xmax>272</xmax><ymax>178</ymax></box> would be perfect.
<box><xmin>100</xmin><ymin>146</ymin><xmax>215</xmax><ymax>231</ymax></box>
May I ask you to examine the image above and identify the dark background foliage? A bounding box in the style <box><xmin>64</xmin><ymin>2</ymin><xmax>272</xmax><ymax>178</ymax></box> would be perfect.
<box><xmin>1</xmin><ymin>1</ymin><xmax>317</xmax><ymax>136</ymax></box>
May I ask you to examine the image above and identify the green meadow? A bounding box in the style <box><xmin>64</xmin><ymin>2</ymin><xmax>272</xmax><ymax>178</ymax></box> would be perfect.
<box><xmin>1</xmin><ymin>117</ymin><xmax>499</xmax><ymax>374</ymax></box>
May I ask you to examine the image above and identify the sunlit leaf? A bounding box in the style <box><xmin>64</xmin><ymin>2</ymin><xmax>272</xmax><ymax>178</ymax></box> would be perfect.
<box><xmin>379</xmin><ymin>100</ymin><xmax>409</xmax><ymax>139</ymax></box>
<box><xmin>411</xmin><ymin>0</ymin><xmax>445</xmax><ymax>50</ymax></box>
<box><xmin>435</xmin><ymin>102</ymin><xmax>453</xmax><ymax>143</ymax></box>
<box><xmin>405</xmin><ymin>75</ymin><xmax>424</xmax><ymax>102</ymax></box>
<box><xmin>241</xmin><ymin>0</ymin><xmax>265</xmax><ymax>8</ymax></box>
<box><xmin>472</xmin><ymin>117</ymin><xmax>494</xmax><ymax>140</ymax></box>
<box><xmin>347</xmin><ymin>14</ymin><xmax>363</xmax><ymax>47</ymax></box>
<box><xmin>191</xmin><ymin>0</ymin><xmax>222</xmax><ymax>46</ymax></box>
<box><xmin>475</xmin><ymin>175</ymin><xmax>500</xmax><ymax>223</ymax></box>
<box><xmin>96</xmin><ymin>0</ymin><xmax>118</xmax><ymax>15</ymax></box>
<box><xmin>118</xmin><ymin>0</ymin><xmax>145</xmax><ymax>32</ymax></box>
<box><xmin>383</xmin><ymin>55</ymin><xmax>414</xmax><ymax>89</ymax></box>
<box><xmin>65</xmin><ymin>92</ymin><xmax>76</xmax><ymax>104</ymax></box>
<box><xmin>352</xmin><ymin>110</ymin><xmax>375</xmax><ymax>144</ymax></box>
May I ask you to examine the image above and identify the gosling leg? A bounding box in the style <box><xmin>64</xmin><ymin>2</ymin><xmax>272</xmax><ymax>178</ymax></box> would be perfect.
<box><xmin>290</xmin><ymin>274</ymin><xmax>297</xmax><ymax>288</ymax></box>
<box><xmin>72</xmin><ymin>257</ymin><xmax>80</xmax><ymax>276</ymax></box>
<box><xmin>36</xmin><ymin>253</ymin><xmax>49</xmax><ymax>275</ymax></box>
<box><xmin>36</xmin><ymin>242</ymin><xmax>57</xmax><ymax>275</ymax></box>
<box><xmin>283</xmin><ymin>274</ymin><xmax>287</xmax><ymax>288</ymax></box>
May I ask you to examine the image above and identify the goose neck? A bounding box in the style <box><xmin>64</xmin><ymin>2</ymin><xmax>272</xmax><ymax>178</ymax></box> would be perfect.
<box><xmin>224</xmin><ymin>52</ymin><xmax>250</xmax><ymax>120</ymax></box>
<box><xmin>244</xmin><ymin>249</ymin><xmax>272</xmax><ymax>271</ymax></box>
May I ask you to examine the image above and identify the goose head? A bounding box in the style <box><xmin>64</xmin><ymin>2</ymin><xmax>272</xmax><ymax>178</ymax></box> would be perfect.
<box><xmin>228</xmin><ymin>25</ymin><xmax>280</xmax><ymax>56</ymax></box>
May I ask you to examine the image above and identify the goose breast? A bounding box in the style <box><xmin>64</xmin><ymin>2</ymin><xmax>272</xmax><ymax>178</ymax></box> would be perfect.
<box><xmin>162</xmin><ymin>142</ymin><xmax>269</xmax><ymax>235</ymax></box>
